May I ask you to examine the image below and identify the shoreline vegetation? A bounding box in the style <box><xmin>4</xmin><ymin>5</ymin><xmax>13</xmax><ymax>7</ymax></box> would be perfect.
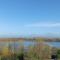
<box><xmin>0</xmin><ymin>37</ymin><xmax>60</xmax><ymax>42</ymax></box>
<box><xmin>0</xmin><ymin>37</ymin><xmax>60</xmax><ymax>60</ymax></box>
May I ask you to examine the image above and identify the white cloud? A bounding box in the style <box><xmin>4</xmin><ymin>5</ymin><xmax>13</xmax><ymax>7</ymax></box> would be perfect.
<box><xmin>25</xmin><ymin>22</ymin><xmax>60</xmax><ymax>27</ymax></box>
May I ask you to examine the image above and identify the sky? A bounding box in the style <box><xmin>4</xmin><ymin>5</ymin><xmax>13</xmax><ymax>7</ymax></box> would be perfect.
<box><xmin>0</xmin><ymin>0</ymin><xmax>60</xmax><ymax>37</ymax></box>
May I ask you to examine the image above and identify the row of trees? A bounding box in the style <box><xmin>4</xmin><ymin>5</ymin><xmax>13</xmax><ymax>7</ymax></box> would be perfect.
<box><xmin>0</xmin><ymin>41</ymin><xmax>60</xmax><ymax>60</ymax></box>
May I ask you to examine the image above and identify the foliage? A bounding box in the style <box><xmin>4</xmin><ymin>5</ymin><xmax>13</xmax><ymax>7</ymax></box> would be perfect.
<box><xmin>25</xmin><ymin>43</ymin><xmax>52</xmax><ymax>60</ymax></box>
<box><xmin>57</xmin><ymin>49</ymin><xmax>60</xmax><ymax>58</ymax></box>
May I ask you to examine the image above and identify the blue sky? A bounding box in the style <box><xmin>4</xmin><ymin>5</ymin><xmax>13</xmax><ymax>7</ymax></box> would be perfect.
<box><xmin>0</xmin><ymin>0</ymin><xmax>60</xmax><ymax>37</ymax></box>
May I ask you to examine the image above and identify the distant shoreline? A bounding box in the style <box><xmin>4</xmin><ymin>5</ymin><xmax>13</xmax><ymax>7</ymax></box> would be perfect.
<box><xmin>0</xmin><ymin>37</ymin><xmax>59</xmax><ymax>42</ymax></box>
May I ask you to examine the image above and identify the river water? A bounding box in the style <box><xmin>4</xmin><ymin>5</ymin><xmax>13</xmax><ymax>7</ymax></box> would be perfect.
<box><xmin>0</xmin><ymin>41</ymin><xmax>60</xmax><ymax>48</ymax></box>
<box><xmin>24</xmin><ymin>41</ymin><xmax>60</xmax><ymax>48</ymax></box>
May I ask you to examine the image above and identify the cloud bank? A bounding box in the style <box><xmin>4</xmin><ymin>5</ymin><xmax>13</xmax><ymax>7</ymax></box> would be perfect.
<box><xmin>25</xmin><ymin>23</ymin><xmax>60</xmax><ymax>27</ymax></box>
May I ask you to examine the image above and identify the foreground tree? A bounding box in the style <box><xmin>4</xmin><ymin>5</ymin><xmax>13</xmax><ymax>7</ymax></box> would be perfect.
<box><xmin>25</xmin><ymin>42</ymin><xmax>52</xmax><ymax>60</ymax></box>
